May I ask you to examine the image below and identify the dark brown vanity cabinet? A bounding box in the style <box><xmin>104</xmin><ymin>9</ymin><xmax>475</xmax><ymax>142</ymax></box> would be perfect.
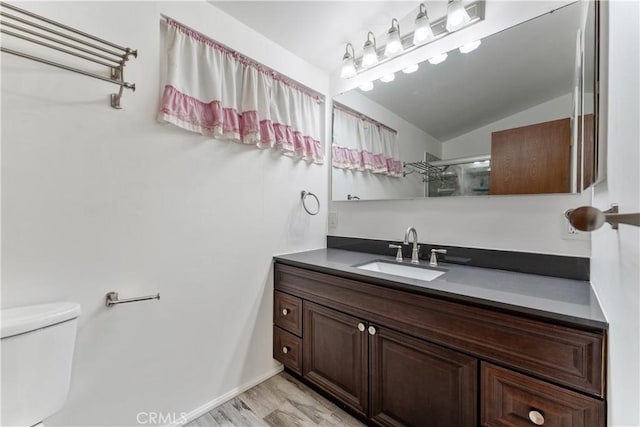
<box><xmin>303</xmin><ymin>301</ymin><xmax>369</xmax><ymax>416</ymax></box>
<box><xmin>482</xmin><ymin>363</ymin><xmax>605</xmax><ymax>426</ymax></box>
<box><xmin>369</xmin><ymin>326</ymin><xmax>477</xmax><ymax>426</ymax></box>
<box><xmin>302</xmin><ymin>300</ymin><xmax>476</xmax><ymax>424</ymax></box>
<box><xmin>273</xmin><ymin>263</ymin><xmax>606</xmax><ymax>426</ymax></box>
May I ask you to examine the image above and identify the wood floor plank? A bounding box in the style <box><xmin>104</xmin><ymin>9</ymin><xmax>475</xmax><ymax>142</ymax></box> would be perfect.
<box><xmin>262</xmin><ymin>401</ymin><xmax>317</xmax><ymax>427</ymax></box>
<box><xmin>238</xmin><ymin>379</ymin><xmax>288</xmax><ymax>418</ymax></box>
<box><xmin>187</xmin><ymin>372</ymin><xmax>361</xmax><ymax>427</ymax></box>
<box><xmin>267</xmin><ymin>374</ymin><xmax>337</xmax><ymax>424</ymax></box>
<box><xmin>210</xmin><ymin>397</ymin><xmax>266</xmax><ymax>427</ymax></box>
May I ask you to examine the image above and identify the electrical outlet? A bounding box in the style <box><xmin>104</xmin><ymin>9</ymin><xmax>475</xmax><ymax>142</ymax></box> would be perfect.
<box><xmin>562</xmin><ymin>216</ymin><xmax>588</xmax><ymax>240</ymax></box>
<box><xmin>328</xmin><ymin>212</ymin><xmax>338</xmax><ymax>229</ymax></box>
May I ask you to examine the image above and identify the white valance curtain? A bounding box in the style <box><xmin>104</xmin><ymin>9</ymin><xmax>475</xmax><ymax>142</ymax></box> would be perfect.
<box><xmin>157</xmin><ymin>19</ymin><xmax>323</xmax><ymax>164</ymax></box>
<box><xmin>332</xmin><ymin>106</ymin><xmax>402</xmax><ymax>177</ymax></box>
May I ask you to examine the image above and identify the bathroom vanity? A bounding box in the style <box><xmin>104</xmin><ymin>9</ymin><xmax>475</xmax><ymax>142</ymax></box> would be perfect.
<box><xmin>272</xmin><ymin>249</ymin><xmax>606</xmax><ymax>427</ymax></box>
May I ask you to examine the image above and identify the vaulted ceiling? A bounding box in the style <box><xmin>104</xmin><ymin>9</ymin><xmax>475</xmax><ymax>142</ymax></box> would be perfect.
<box><xmin>211</xmin><ymin>1</ymin><xmax>584</xmax><ymax>141</ymax></box>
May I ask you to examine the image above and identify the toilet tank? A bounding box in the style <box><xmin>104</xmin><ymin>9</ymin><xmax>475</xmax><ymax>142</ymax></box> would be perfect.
<box><xmin>1</xmin><ymin>302</ymin><xmax>81</xmax><ymax>427</ymax></box>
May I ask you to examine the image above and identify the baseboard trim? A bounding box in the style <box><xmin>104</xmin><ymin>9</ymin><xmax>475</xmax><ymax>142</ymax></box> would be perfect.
<box><xmin>171</xmin><ymin>365</ymin><xmax>284</xmax><ymax>427</ymax></box>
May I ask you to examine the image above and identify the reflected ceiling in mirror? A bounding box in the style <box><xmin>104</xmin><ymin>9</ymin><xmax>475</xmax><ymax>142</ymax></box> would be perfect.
<box><xmin>331</xmin><ymin>1</ymin><xmax>597</xmax><ymax>202</ymax></box>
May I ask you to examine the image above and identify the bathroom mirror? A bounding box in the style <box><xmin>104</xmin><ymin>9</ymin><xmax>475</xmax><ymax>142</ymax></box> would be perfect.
<box><xmin>331</xmin><ymin>1</ymin><xmax>598</xmax><ymax>201</ymax></box>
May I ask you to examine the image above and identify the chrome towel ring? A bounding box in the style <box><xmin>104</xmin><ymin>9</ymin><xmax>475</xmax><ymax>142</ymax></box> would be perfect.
<box><xmin>301</xmin><ymin>190</ymin><xmax>320</xmax><ymax>215</ymax></box>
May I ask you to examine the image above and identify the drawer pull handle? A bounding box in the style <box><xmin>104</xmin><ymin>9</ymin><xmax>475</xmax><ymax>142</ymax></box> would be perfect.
<box><xmin>368</xmin><ymin>326</ymin><xmax>377</xmax><ymax>335</ymax></box>
<box><xmin>357</xmin><ymin>323</ymin><xmax>365</xmax><ymax>332</ymax></box>
<box><xmin>528</xmin><ymin>410</ymin><xmax>545</xmax><ymax>425</ymax></box>
<box><xmin>282</xmin><ymin>346</ymin><xmax>289</xmax><ymax>354</ymax></box>
<box><xmin>282</xmin><ymin>308</ymin><xmax>289</xmax><ymax>316</ymax></box>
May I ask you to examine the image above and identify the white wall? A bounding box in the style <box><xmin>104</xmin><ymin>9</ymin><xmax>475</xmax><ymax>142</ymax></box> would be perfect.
<box><xmin>328</xmin><ymin>1</ymin><xmax>591</xmax><ymax>257</ymax></box>
<box><xmin>442</xmin><ymin>93</ymin><xmax>573</xmax><ymax>159</ymax></box>
<box><xmin>331</xmin><ymin>91</ymin><xmax>441</xmax><ymax>201</ymax></box>
<box><xmin>1</xmin><ymin>2</ymin><xmax>328</xmax><ymax>426</ymax></box>
<box><xmin>590</xmin><ymin>1</ymin><xmax>640</xmax><ymax>426</ymax></box>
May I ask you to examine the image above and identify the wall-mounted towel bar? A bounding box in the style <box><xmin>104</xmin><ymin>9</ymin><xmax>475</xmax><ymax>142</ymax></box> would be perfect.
<box><xmin>0</xmin><ymin>2</ymin><xmax>137</xmax><ymax>109</ymax></box>
<box><xmin>105</xmin><ymin>291</ymin><xmax>160</xmax><ymax>308</ymax></box>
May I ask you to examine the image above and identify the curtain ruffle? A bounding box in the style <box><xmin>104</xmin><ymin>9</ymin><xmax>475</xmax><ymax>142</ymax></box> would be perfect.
<box><xmin>158</xmin><ymin>85</ymin><xmax>322</xmax><ymax>163</ymax></box>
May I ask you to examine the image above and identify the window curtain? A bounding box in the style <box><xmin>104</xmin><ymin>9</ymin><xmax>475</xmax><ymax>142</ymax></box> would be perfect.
<box><xmin>332</xmin><ymin>106</ymin><xmax>402</xmax><ymax>177</ymax></box>
<box><xmin>157</xmin><ymin>19</ymin><xmax>323</xmax><ymax>164</ymax></box>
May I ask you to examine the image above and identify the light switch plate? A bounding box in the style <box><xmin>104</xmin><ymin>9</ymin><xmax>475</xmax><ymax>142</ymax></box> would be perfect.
<box><xmin>328</xmin><ymin>212</ymin><xmax>338</xmax><ymax>229</ymax></box>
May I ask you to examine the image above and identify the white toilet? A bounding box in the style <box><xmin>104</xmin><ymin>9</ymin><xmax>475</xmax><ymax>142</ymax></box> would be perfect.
<box><xmin>1</xmin><ymin>302</ymin><xmax>81</xmax><ymax>427</ymax></box>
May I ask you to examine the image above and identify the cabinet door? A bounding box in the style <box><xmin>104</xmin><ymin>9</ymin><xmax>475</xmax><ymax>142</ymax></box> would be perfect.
<box><xmin>370</xmin><ymin>326</ymin><xmax>477</xmax><ymax>427</ymax></box>
<box><xmin>481</xmin><ymin>362</ymin><xmax>605</xmax><ymax>427</ymax></box>
<box><xmin>303</xmin><ymin>301</ymin><xmax>368</xmax><ymax>416</ymax></box>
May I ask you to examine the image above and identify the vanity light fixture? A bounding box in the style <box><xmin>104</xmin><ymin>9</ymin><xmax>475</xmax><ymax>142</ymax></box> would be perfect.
<box><xmin>361</xmin><ymin>32</ymin><xmax>379</xmax><ymax>67</ymax></box>
<box><xmin>359</xmin><ymin>81</ymin><xmax>374</xmax><ymax>91</ymax></box>
<box><xmin>380</xmin><ymin>73</ymin><xmax>396</xmax><ymax>82</ymax></box>
<box><xmin>339</xmin><ymin>1</ymin><xmax>485</xmax><ymax>79</ymax></box>
<box><xmin>413</xmin><ymin>3</ymin><xmax>434</xmax><ymax>45</ymax></box>
<box><xmin>459</xmin><ymin>39</ymin><xmax>481</xmax><ymax>53</ymax></box>
<box><xmin>446</xmin><ymin>0</ymin><xmax>471</xmax><ymax>32</ymax></box>
<box><xmin>428</xmin><ymin>53</ymin><xmax>448</xmax><ymax>65</ymax></box>
<box><xmin>402</xmin><ymin>64</ymin><xmax>420</xmax><ymax>74</ymax></box>
<box><xmin>340</xmin><ymin>43</ymin><xmax>357</xmax><ymax>78</ymax></box>
<box><xmin>384</xmin><ymin>18</ymin><xmax>403</xmax><ymax>57</ymax></box>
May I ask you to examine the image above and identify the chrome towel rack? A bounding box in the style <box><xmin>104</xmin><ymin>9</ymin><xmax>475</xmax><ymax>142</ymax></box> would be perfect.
<box><xmin>0</xmin><ymin>2</ymin><xmax>137</xmax><ymax>109</ymax></box>
<box><xmin>105</xmin><ymin>291</ymin><xmax>160</xmax><ymax>308</ymax></box>
<box><xmin>301</xmin><ymin>190</ymin><xmax>320</xmax><ymax>215</ymax></box>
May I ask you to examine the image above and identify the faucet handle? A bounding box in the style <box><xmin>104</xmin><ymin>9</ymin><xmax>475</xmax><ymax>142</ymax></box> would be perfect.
<box><xmin>430</xmin><ymin>248</ymin><xmax>447</xmax><ymax>267</ymax></box>
<box><xmin>389</xmin><ymin>244</ymin><xmax>403</xmax><ymax>262</ymax></box>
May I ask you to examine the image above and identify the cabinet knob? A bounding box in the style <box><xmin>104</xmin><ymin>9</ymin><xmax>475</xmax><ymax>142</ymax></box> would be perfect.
<box><xmin>528</xmin><ymin>410</ymin><xmax>545</xmax><ymax>425</ymax></box>
<box><xmin>282</xmin><ymin>346</ymin><xmax>289</xmax><ymax>354</ymax></box>
<box><xmin>357</xmin><ymin>323</ymin><xmax>365</xmax><ymax>332</ymax></box>
<box><xmin>282</xmin><ymin>308</ymin><xmax>289</xmax><ymax>316</ymax></box>
<box><xmin>368</xmin><ymin>326</ymin><xmax>377</xmax><ymax>335</ymax></box>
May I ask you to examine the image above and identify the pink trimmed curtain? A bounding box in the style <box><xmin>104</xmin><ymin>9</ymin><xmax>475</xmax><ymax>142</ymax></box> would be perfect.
<box><xmin>157</xmin><ymin>19</ymin><xmax>323</xmax><ymax>164</ymax></box>
<box><xmin>332</xmin><ymin>107</ymin><xmax>402</xmax><ymax>177</ymax></box>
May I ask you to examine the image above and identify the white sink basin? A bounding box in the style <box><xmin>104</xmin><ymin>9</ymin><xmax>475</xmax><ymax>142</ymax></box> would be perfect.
<box><xmin>355</xmin><ymin>261</ymin><xmax>446</xmax><ymax>282</ymax></box>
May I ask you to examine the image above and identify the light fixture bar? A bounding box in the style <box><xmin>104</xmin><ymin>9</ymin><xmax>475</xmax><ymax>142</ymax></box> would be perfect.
<box><xmin>352</xmin><ymin>0</ymin><xmax>485</xmax><ymax>75</ymax></box>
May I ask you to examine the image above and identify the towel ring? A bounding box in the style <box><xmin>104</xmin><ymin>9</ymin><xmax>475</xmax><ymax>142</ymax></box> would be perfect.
<box><xmin>301</xmin><ymin>191</ymin><xmax>320</xmax><ymax>216</ymax></box>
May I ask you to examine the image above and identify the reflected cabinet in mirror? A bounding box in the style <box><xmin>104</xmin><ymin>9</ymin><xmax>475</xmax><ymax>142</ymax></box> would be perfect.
<box><xmin>331</xmin><ymin>1</ymin><xmax>598</xmax><ymax>201</ymax></box>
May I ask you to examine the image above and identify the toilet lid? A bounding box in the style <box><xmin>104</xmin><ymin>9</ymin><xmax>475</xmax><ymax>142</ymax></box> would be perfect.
<box><xmin>1</xmin><ymin>302</ymin><xmax>81</xmax><ymax>338</ymax></box>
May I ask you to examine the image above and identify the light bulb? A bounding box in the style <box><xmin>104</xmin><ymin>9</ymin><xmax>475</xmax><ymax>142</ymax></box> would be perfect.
<box><xmin>402</xmin><ymin>64</ymin><xmax>419</xmax><ymax>74</ymax></box>
<box><xmin>459</xmin><ymin>40</ymin><xmax>481</xmax><ymax>54</ymax></box>
<box><xmin>428</xmin><ymin>53</ymin><xmax>448</xmax><ymax>65</ymax></box>
<box><xmin>446</xmin><ymin>0</ymin><xmax>471</xmax><ymax>32</ymax></box>
<box><xmin>380</xmin><ymin>73</ymin><xmax>395</xmax><ymax>82</ymax></box>
<box><xmin>340</xmin><ymin>43</ymin><xmax>357</xmax><ymax>78</ymax></box>
<box><xmin>384</xmin><ymin>18</ymin><xmax>403</xmax><ymax>57</ymax></box>
<box><xmin>362</xmin><ymin>32</ymin><xmax>378</xmax><ymax>68</ymax></box>
<box><xmin>413</xmin><ymin>4</ymin><xmax>434</xmax><ymax>45</ymax></box>
<box><xmin>340</xmin><ymin>57</ymin><xmax>356</xmax><ymax>79</ymax></box>
<box><xmin>359</xmin><ymin>81</ymin><xmax>374</xmax><ymax>91</ymax></box>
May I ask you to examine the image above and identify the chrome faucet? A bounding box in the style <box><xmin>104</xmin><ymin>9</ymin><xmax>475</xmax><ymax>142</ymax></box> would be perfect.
<box><xmin>403</xmin><ymin>227</ymin><xmax>420</xmax><ymax>264</ymax></box>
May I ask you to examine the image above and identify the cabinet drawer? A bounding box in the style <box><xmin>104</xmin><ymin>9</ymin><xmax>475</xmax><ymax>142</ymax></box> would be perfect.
<box><xmin>481</xmin><ymin>363</ymin><xmax>605</xmax><ymax>427</ymax></box>
<box><xmin>274</xmin><ymin>290</ymin><xmax>302</xmax><ymax>336</ymax></box>
<box><xmin>273</xmin><ymin>326</ymin><xmax>302</xmax><ymax>375</ymax></box>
